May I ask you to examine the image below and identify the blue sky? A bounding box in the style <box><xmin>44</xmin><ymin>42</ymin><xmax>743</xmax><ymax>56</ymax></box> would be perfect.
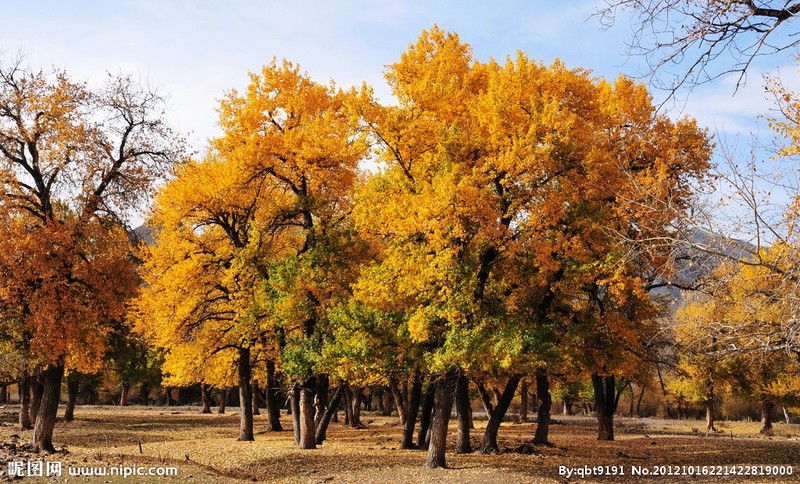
<box><xmin>5</xmin><ymin>0</ymin><xmax>794</xmax><ymax>152</ymax></box>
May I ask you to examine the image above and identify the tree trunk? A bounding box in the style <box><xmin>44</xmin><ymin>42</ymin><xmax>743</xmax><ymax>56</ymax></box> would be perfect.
<box><xmin>64</xmin><ymin>379</ymin><xmax>79</xmax><ymax>422</ymax></box>
<box><xmin>784</xmin><ymin>406</ymin><xmax>791</xmax><ymax>424</ymax></box>
<box><xmin>760</xmin><ymin>400</ymin><xmax>774</xmax><ymax>436</ymax></box>
<box><xmin>19</xmin><ymin>375</ymin><xmax>32</xmax><ymax>431</ymax></box>
<box><xmin>563</xmin><ymin>398</ymin><xmax>572</xmax><ymax>416</ymax></box>
<box><xmin>0</xmin><ymin>384</ymin><xmax>6</xmax><ymax>404</ymax></box>
<box><xmin>381</xmin><ymin>386</ymin><xmax>393</xmax><ymax>416</ymax></box>
<box><xmin>138</xmin><ymin>382</ymin><xmax>150</xmax><ymax>405</ymax></box>
<box><xmin>705</xmin><ymin>380</ymin><xmax>716</xmax><ymax>433</ymax></box>
<box><xmin>636</xmin><ymin>383</ymin><xmax>646</xmax><ymax>417</ymax></box>
<box><xmin>592</xmin><ymin>374</ymin><xmax>616</xmax><ymax>441</ymax></box>
<box><xmin>479</xmin><ymin>375</ymin><xmax>521</xmax><ymax>454</ymax></box>
<box><xmin>455</xmin><ymin>373</ymin><xmax>471</xmax><ymax>453</ymax></box>
<box><xmin>200</xmin><ymin>384</ymin><xmax>212</xmax><ymax>414</ymax></box>
<box><xmin>417</xmin><ymin>377</ymin><xmax>437</xmax><ymax>449</ymax></box>
<box><xmin>390</xmin><ymin>378</ymin><xmax>407</xmax><ymax>423</ymax></box>
<box><xmin>237</xmin><ymin>347</ymin><xmax>254</xmax><ymax>441</ymax></box>
<box><xmin>351</xmin><ymin>386</ymin><xmax>364</xmax><ymax>428</ymax></box>
<box><xmin>32</xmin><ymin>363</ymin><xmax>64</xmax><ymax>453</ymax></box>
<box><xmin>343</xmin><ymin>385</ymin><xmax>353</xmax><ymax>426</ymax></box>
<box><xmin>425</xmin><ymin>371</ymin><xmax>458</xmax><ymax>469</ymax></box>
<box><xmin>401</xmin><ymin>369</ymin><xmax>423</xmax><ymax>449</ymax></box>
<box><xmin>251</xmin><ymin>380</ymin><xmax>261</xmax><ymax>416</ymax></box>
<box><xmin>164</xmin><ymin>387</ymin><xmax>172</xmax><ymax>407</ymax></box>
<box><xmin>265</xmin><ymin>361</ymin><xmax>283</xmax><ymax>431</ymax></box>
<box><xmin>30</xmin><ymin>374</ymin><xmax>44</xmax><ymax>425</ymax></box>
<box><xmin>533</xmin><ymin>368</ymin><xmax>552</xmax><ymax>445</ymax></box>
<box><xmin>217</xmin><ymin>388</ymin><xmax>228</xmax><ymax>414</ymax></box>
<box><xmin>315</xmin><ymin>382</ymin><xmax>346</xmax><ymax>445</ymax></box>
<box><xmin>314</xmin><ymin>375</ymin><xmax>329</xmax><ymax>431</ymax></box>
<box><xmin>299</xmin><ymin>380</ymin><xmax>316</xmax><ymax>449</ymax></box>
<box><xmin>120</xmin><ymin>381</ymin><xmax>131</xmax><ymax>407</ymax></box>
<box><xmin>291</xmin><ymin>384</ymin><xmax>301</xmax><ymax>444</ymax></box>
<box><xmin>517</xmin><ymin>380</ymin><xmax>529</xmax><ymax>423</ymax></box>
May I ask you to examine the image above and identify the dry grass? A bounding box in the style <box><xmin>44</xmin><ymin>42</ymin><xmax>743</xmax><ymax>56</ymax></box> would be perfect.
<box><xmin>1</xmin><ymin>406</ymin><xmax>799</xmax><ymax>482</ymax></box>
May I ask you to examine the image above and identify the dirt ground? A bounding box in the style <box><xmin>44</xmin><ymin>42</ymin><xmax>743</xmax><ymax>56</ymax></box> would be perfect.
<box><xmin>1</xmin><ymin>406</ymin><xmax>799</xmax><ymax>483</ymax></box>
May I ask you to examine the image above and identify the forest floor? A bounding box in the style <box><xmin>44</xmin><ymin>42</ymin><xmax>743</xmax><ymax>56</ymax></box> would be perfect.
<box><xmin>0</xmin><ymin>406</ymin><xmax>799</xmax><ymax>483</ymax></box>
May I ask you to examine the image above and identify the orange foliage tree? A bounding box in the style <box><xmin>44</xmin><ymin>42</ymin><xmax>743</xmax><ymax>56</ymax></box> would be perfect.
<box><xmin>0</xmin><ymin>58</ymin><xmax>184</xmax><ymax>451</ymax></box>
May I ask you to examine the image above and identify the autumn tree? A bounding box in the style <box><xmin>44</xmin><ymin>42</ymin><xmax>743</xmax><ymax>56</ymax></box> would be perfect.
<box><xmin>0</xmin><ymin>58</ymin><xmax>183</xmax><ymax>452</ymax></box>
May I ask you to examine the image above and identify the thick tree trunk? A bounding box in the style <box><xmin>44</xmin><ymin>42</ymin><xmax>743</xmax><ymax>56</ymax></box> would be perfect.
<box><xmin>479</xmin><ymin>375</ymin><xmax>521</xmax><ymax>454</ymax></box>
<box><xmin>200</xmin><ymin>384</ymin><xmax>212</xmax><ymax>414</ymax></box>
<box><xmin>760</xmin><ymin>400</ymin><xmax>774</xmax><ymax>436</ymax></box>
<box><xmin>425</xmin><ymin>370</ymin><xmax>458</xmax><ymax>469</ymax></box>
<box><xmin>291</xmin><ymin>384</ymin><xmax>301</xmax><ymax>444</ymax></box>
<box><xmin>533</xmin><ymin>368</ymin><xmax>552</xmax><ymax>445</ymax></box>
<box><xmin>592</xmin><ymin>374</ymin><xmax>616</xmax><ymax>441</ymax></box>
<box><xmin>299</xmin><ymin>381</ymin><xmax>316</xmax><ymax>449</ymax></box>
<box><xmin>314</xmin><ymin>375</ymin><xmax>329</xmax><ymax>431</ymax></box>
<box><xmin>381</xmin><ymin>386</ymin><xmax>393</xmax><ymax>416</ymax></box>
<box><xmin>19</xmin><ymin>375</ymin><xmax>32</xmax><ymax>430</ymax></box>
<box><xmin>64</xmin><ymin>379</ymin><xmax>79</xmax><ymax>422</ymax></box>
<box><xmin>138</xmin><ymin>382</ymin><xmax>150</xmax><ymax>405</ymax></box>
<box><xmin>237</xmin><ymin>347</ymin><xmax>254</xmax><ymax>441</ymax></box>
<box><xmin>455</xmin><ymin>373</ymin><xmax>471</xmax><ymax>453</ymax></box>
<box><xmin>30</xmin><ymin>374</ymin><xmax>44</xmax><ymax>425</ymax></box>
<box><xmin>517</xmin><ymin>380</ymin><xmax>529</xmax><ymax>423</ymax></box>
<box><xmin>120</xmin><ymin>381</ymin><xmax>131</xmax><ymax>407</ymax></box>
<box><xmin>417</xmin><ymin>377</ymin><xmax>437</xmax><ymax>449</ymax></box>
<box><xmin>218</xmin><ymin>388</ymin><xmax>228</xmax><ymax>414</ymax></box>
<box><xmin>401</xmin><ymin>369</ymin><xmax>423</xmax><ymax>449</ymax></box>
<box><xmin>350</xmin><ymin>386</ymin><xmax>365</xmax><ymax>428</ymax></box>
<box><xmin>315</xmin><ymin>382</ymin><xmax>345</xmax><ymax>445</ymax></box>
<box><xmin>0</xmin><ymin>384</ymin><xmax>6</xmax><ymax>404</ymax></box>
<box><xmin>164</xmin><ymin>387</ymin><xmax>172</xmax><ymax>407</ymax></box>
<box><xmin>265</xmin><ymin>361</ymin><xmax>283</xmax><ymax>431</ymax></box>
<box><xmin>390</xmin><ymin>378</ymin><xmax>407</xmax><ymax>423</ymax></box>
<box><xmin>33</xmin><ymin>363</ymin><xmax>64</xmax><ymax>453</ymax></box>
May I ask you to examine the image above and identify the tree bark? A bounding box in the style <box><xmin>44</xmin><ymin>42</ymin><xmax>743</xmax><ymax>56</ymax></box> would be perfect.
<box><xmin>350</xmin><ymin>386</ymin><xmax>365</xmax><ymax>428</ymax></box>
<box><xmin>315</xmin><ymin>382</ymin><xmax>346</xmax><ymax>445</ymax></box>
<box><xmin>120</xmin><ymin>381</ymin><xmax>131</xmax><ymax>407</ymax></box>
<box><xmin>19</xmin><ymin>375</ymin><xmax>32</xmax><ymax>431</ymax></box>
<box><xmin>32</xmin><ymin>363</ymin><xmax>64</xmax><ymax>453</ymax></box>
<box><xmin>217</xmin><ymin>388</ymin><xmax>228</xmax><ymax>414</ymax></box>
<box><xmin>533</xmin><ymin>368</ymin><xmax>552</xmax><ymax>445</ymax></box>
<box><xmin>200</xmin><ymin>384</ymin><xmax>212</xmax><ymax>414</ymax></box>
<box><xmin>381</xmin><ymin>386</ymin><xmax>393</xmax><ymax>416</ymax></box>
<box><xmin>455</xmin><ymin>373</ymin><xmax>471</xmax><ymax>453</ymax></box>
<box><xmin>237</xmin><ymin>347</ymin><xmax>254</xmax><ymax>441</ymax></box>
<box><xmin>760</xmin><ymin>400</ymin><xmax>774</xmax><ymax>436</ymax></box>
<box><xmin>417</xmin><ymin>377</ymin><xmax>437</xmax><ymax>449</ymax></box>
<box><xmin>0</xmin><ymin>384</ymin><xmax>6</xmax><ymax>404</ymax></box>
<box><xmin>299</xmin><ymin>381</ymin><xmax>316</xmax><ymax>449</ymax></box>
<box><xmin>30</xmin><ymin>374</ymin><xmax>44</xmax><ymax>425</ymax></box>
<box><xmin>517</xmin><ymin>380</ymin><xmax>529</xmax><ymax>423</ymax></box>
<box><xmin>401</xmin><ymin>369</ymin><xmax>423</xmax><ymax>449</ymax></box>
<box><xmin>636</xmin><ymin>383</ymin><xmax>646</xmax><ymax>417</ymax></box>
<box><xmin>390</xmin><ymin>377</ymin><xmax>407</xmax><ymax>424</ymax></box>
<box><xmin>592</xmin><ymin>374</ymin><xmax>616</xmax><ymax>441</ymax></box>
<box><xmin>314</xmin><ymin>375</ymin><xmax>329</xmax><ymax>431</ymax></box>
<box><xmin>138</xmin><ymin>382</ymin><xmax>150</xmax><ymax>405</ymax></box>
<box><xmin>479</xmin><ymin>375</ymin><xmax>521</xmax><ymax>454</ymax></box>
<box><xmin>563</xmin><ymin>398</ymin><xmax>572</xmax><ymax>416</ymax></box>
<box><xmin>64</xmin><ymin>379</ymin><xmax>79</xmax><ymax>422</ymax></box>
<box><xmin>265</xmin><ymin>361</ymin><xmax>283</xmax><ymax>431</ymax></box>
<box><xmin>705</xmin><ymin>380</ymin><xmax>716</xmax><ymax>433</ymax></box>
<box><xmin>291</xmin><ymin>383</ymin><xmax>301</xmax><ymax>445</ymax></box>
<box><xmin>425</xmin><ymin>370</ymin><xmax>458</xmax><ymax>469</ymax></box>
